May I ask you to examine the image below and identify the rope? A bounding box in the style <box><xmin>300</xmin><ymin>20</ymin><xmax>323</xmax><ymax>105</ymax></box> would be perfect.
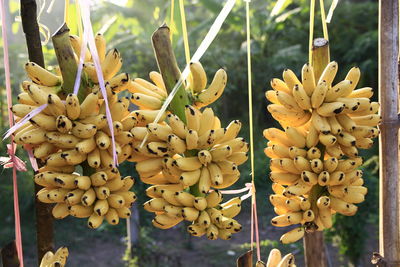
<box><xmin>170</xmin><ymin>0</ymin><xmax>175</xmax><ymax>42</ymax></box>
<box><xmin>309</xmin><ymin>0</ymin><xmax>315</xmax><ymax>65</ymax></box>
<box><xmin>319</xmin><ymin>0</ymin><xmax>329</xmax><ymax>41</ymax></box>
<box><xmin>326</xmin><ymin>0</ymin><xmax>338</xmax><ymax>23</ymax></box>
<box><xmin>64</xmin><ymin>0</ymin><xmax>69</xmax><ymax>23</ymax></box>
<box><xmin>245</xmin><ymin>0</ymin><xmax>261</xmax><ymax>261</ymax></box>
<box><xmin>179</xmin><ymin>0</ymin><xmax>191</xmax><ymax>65</ymax></box>
<box><xmin>76</xmin><ymin>0</ymin><xmax>83</xmax><ymax>36</ymax></box>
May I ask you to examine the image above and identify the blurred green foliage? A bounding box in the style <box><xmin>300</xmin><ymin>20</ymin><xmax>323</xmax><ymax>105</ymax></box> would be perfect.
<box><xmin>0</xmin><ymin>0</ymin><xmax>378</xmax><ymax>266</ymax></box>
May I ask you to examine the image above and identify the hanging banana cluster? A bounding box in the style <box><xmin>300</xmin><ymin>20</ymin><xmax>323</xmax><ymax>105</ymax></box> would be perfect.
<box><xmin>40</xmin><ymin>247</ymin><xmax>69</xmax><ymax>267</ymax></box>
<box><xmin>129</xmin><ymin>63</ymin><xmax>248</xmax><ymax>240</ymax></box>
<box><xmin>264</xmin><ymin>62</ymin><xmax>380</xmax><ymax>243</ymax></box>
<box><xmin>11</xmin><ymin>33</ymin><xmax>136</xmax><ymax>228</ymax></box>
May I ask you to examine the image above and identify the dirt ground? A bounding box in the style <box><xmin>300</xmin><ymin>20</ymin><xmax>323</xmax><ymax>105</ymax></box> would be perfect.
<box><xmin>19</xmin><ymin>206</ymin><xmax>378</xmax><ymax>267</ymax></box>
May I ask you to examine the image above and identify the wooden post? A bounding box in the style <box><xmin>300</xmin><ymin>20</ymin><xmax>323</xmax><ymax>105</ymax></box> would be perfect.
<box><xmin>20</xmin><ymin>0</ymin><xmax>54</xmax><ymax>264</ymax></box>
<box><xmin>378</xmin><ymin>1</ymin><xmax>400</xmax><ymax>266</ymax></box>
<box><xmin>1</xmin><ymin>241</ymin><xmax>20</xmax><ymax>267</ymax></box>
<box><xmin>302</xmin><ymin>38</ymin><xmax>329</xmax><ymax>267</ymax></box>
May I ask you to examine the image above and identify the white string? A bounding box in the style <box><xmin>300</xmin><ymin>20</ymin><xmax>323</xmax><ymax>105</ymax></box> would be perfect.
<box><xmin>326</xmin><ymin>0</ymin><xmax>339</xmax><ymax>23</ymax></box>
<box><xmin>140</xmin><ymin>0</ymin><xmax>237</xmax><ymax>147</ymax></box>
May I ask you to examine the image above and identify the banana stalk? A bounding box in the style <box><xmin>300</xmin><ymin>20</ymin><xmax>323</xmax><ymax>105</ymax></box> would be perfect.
<box><xmin>303</xmin><ymin>38</ymin><xmax>329</xmax><ymax>267</ymax></box>
<box><xmin>52</xmin><ymin>23</ymin><xmax>88</xmax><ymax>102</ymax></box>
<box><xmin>151</xmin><ymin>25</ymin><xmax>191</xmax><ymax>122</ymax></box>
<box><xmin>151</xmin><ymin>25</ymin><xmax>204</xmax><ymax>197</ymax></box>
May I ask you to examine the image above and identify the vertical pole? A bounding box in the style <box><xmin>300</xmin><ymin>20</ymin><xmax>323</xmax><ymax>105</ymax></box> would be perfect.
<box><xmin>303</xmin><ymin>38</ymin><xmax>329</xmax><ymax>267</ymax></box>
<box><xmin>20</xmin><ymin>0</ymin><xmax>54</xmax><ymax>264</ymax></box>
<box><xmin>378</xmin><ymin>1</ymin><xmax>400</xmax><ymax>266</ymax></box>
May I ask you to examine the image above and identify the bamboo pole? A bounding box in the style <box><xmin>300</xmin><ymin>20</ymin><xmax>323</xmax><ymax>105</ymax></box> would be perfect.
<box><xmin>302</xmin><ymin>38</ymin><xmax>329</xmax><ymax>267</ymax></box>
<box><xmin>20</xmin><ymin>0</ymin><xmax>54</xmax><ymax>264</ymax></box>
<box><xmin>377</xmin><ymin>1</ymin><xmax>400</xmax><ymax>266</ymax></box>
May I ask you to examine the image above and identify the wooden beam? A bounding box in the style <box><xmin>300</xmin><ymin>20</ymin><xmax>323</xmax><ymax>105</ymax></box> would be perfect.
<box><xmin>378</xmin><ymin>1</ymin><xmax>400</xmax><ymax>266</ymax></box>
<box><xmin>20</xmin><ymin>0</ymin><xmax>54</xmax><ymax>264</ymax></box>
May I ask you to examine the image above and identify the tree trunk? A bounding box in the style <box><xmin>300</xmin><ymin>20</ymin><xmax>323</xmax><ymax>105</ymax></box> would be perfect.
<box><xmin>378</xmin><ymin>1</ymin><xmax>400</xmax><ymax>266</ymax></box>
<box><xmin>20</xmin><ymin>0</ymin><xmax>54</xmax><ymax>264</ymax></box>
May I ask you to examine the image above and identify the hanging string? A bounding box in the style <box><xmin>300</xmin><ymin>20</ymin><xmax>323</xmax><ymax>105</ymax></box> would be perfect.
<box><xmin>76</xmin><ymin>0</ymin><xmax>83</xmax><ymax>36</ymax></box>
<box><xmin>0</xmin><ymin>0</ymin><xmax>24</xmax><ymax>265</ymax></box>
<box><xmin>309</xmin><ymin>0</ymin><xmax>315</xmax><ymax>65</ymax></box>
<box><xmin>64</xmin><ymin>0</ymin><xmax>70</xmax><ymax>23</ymax></box>
<box><xmin>319</xmin><ymin>0</ymin><xmax>329</xmax><ymax>41</ymax></box>
<box><xmin>170</xmin><ymin>0</ymin><xmax>175</xmax><ymax>42</ymax></box>
<box><xmin>245</xmin><ymin>0</ymin><xmax>261</xmax><ymax>261</ymax></box>
<box><xmin>326</xmin><ymin>0</ymin><xmax>338</xmax><ymax>23</ymax></box>
<box><xmin>179</xmin><ymin>0</ymin><xmax>191</xmax><ymax>65</ymax></box>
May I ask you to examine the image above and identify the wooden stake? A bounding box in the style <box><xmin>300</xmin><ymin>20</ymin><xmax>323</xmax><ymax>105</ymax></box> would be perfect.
<box><xmin>378</xmin><ymin>1</ymin><xmax>400</xmax><ymax>266</ymax></box>
<box><xmin>20</xmin><ymin>0</ymin><xmax>54</xmax><ymax>264</ymax></box>
<box><xmin>302</xmin><ymin>37</ymin><xmax>329</xmax><ymax>267</ymax></box>
<box><xmin>1</xmin><ymin>241</ymin><xmax>20</xmax><ymax>267</ymax></box>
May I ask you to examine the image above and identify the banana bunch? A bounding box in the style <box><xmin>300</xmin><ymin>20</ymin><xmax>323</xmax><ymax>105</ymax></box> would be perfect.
<box><xmin>127</xmin><ymin>81</ymin><xmax>248</xmax><ymax>239</ymax></box>
<box><xmin>11</xmin><ymin>33</ymin><xmax>137</xmax><ymax>228</ymax></box>
<box><xmin>264</xmin><ymin>62</ymin><xmax>379</xmax><ymax>243</ymax></box>
<box><xmin>40</xmin><ymin>247</ymin><xmax>69</xmax><ymax>267</ymax></box>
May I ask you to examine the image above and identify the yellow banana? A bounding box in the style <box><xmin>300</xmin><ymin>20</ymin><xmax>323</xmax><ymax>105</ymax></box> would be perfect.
<box><xmin>280</xmin><ymin>227</ymin><xmax>304</xmax><ymax>244</ymax></box>
<box><xmin>282</xmin><ymin>69</ymin><xmax>301</xmax><ymax>91</ymax></box>
<box><xmin>190</xmin><ymin>62</ymin><xmax>208</xmax><ymax>92</ymax></box>
<box><xmin>292</xmin><ymin>83</ymin><xmax>311</xmax><ymax>110</ymax></box>
<box><xmin>311</xmin><ymin>80</ymin><xmax>328</xmax><ymax>108</ymax></box>
<box><xmin>301</xmin><ymin>63</ymin><xmax>316</xmax><ymax>96</ymax></box>
<box><xmin>25</xmin><ymin>62</ymin><xmax>61</xmax><ymax>86</ymax></box>
<box><xmin>196</xmin><ymin>69</ymin><xmax>227</xmax><ymax>106</ymax></box>
<box><xmin>102</xmin><ymin>48</ymin><xmax>122</xmax><ymax>80</ymax></box>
